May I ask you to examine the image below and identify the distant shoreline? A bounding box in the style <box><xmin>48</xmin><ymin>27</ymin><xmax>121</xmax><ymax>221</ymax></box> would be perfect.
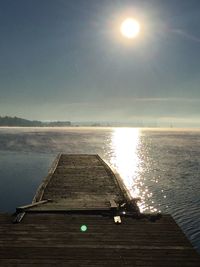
<box><xmin>1</xmin><ymin>116</ymin><xmax>200</xmax><ymax>129</ymax></box>
<box><xmin>0</xmin><ymin>116</ymin><xmax>71</xmax><ymax>127</ymax></box>
<box><xmin>0</xmin><ymin>126</ymin><xmax>200</xmax><ymax>131</ymax></box>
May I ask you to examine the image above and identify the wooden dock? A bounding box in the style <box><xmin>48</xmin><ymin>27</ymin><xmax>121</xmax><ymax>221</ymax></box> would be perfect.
<box><xmin>0</xmin><ymin>154</ymin><xmax>199</xmax><ymax>266</ymax></box>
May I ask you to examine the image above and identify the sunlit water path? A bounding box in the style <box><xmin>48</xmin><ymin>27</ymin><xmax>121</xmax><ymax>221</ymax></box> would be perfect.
<box><xmin>0</xmin><ymin>127</ymin><xmax>199</xmax><ymax>253</ymax></box>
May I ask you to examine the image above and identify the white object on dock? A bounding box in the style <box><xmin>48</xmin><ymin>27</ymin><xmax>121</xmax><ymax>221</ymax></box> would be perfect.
<box><xmin>114</xmin><ymin>216</ymin><xmax>121</xmax><ymax>224</ymax></box>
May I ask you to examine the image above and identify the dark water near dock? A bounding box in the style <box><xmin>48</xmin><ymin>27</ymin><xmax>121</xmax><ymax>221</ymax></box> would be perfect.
<box><xmin>0</xmin><ymin>127</ymin><xmax>199</xmax><ymax>253</ymax></box>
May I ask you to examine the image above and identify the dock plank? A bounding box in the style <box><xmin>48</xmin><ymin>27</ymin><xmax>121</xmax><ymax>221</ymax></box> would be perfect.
<box><xmin>0</xmin><ymin>154</ymin><xmax>199</xmax><ymax>266</ymax></box>
<box><xmin>30</xmin><ymin>154</ymin><xmax>127</xmax><ymax>211</ymax></box>
<box><xmin>0</xmin><ymin>214</ymin><xmax>200</xmax><ymax>266</ymax></box>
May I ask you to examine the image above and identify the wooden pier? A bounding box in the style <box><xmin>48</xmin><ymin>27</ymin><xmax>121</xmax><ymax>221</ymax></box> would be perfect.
<box><xmin>0</xmin><ymin>154</ymin><xmax>199</xmax><ymax>266</ymax></box>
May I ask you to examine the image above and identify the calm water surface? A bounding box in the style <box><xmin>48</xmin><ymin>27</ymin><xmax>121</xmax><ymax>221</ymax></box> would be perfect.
<box><xmin>0</xmin><ymin>127</ymin><xmax>199</xmax><ymax>253</ymax></box>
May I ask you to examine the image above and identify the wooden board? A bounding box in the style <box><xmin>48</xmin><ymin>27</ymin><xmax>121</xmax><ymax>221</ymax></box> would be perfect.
<box><xmin>0</xmin><ymin>213</ymin><xmax>199</xmax><ymax>266</ymax></box>
<box><xmin>1</xmin><ymin>154</ymin><xmax>199</xmax><ymax>266</ymax></box>
<box><xmin>29</xmin><ymin>154</ymin><xmax>128</xmax><ymax>212</ymax></box>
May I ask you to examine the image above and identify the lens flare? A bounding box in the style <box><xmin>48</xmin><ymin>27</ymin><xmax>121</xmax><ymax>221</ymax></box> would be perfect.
<box><xmin>80</xmin><ymin>225</ymin><xmax>87</xmax><ymax>232</ymax></box>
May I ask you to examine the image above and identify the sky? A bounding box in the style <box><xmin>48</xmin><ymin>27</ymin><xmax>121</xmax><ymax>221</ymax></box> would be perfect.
<box><xmin>0</xmin><ymin>0</ymin><xmax>200</xmax><ymax>126</ymax></box>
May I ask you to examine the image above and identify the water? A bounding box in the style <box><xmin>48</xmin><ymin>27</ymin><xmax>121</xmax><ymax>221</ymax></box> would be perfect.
<box><xmin>0</xmin><ymin>127</ymin><xmax>199</xmax><ymax>253</ymax></box>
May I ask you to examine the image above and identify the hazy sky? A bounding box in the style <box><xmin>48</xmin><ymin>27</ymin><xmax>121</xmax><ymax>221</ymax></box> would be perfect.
<box><xmin>0</xmin><ymin>0</ymin><xmax>200</xmax><ymax>126</ymax></box>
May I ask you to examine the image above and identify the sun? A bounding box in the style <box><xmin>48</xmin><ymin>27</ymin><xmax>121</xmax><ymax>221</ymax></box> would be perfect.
<box><xmin>120</xmin><ymin>18</ymin><xmax>140</xmax><ymax>39</ymax></box>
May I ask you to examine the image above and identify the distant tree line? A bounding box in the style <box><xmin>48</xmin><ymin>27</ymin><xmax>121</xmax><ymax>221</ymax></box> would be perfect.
<box><xmin>0</xmin><ymin>116</ymin><xmax>71</xmax><ymax>127</ymax></box>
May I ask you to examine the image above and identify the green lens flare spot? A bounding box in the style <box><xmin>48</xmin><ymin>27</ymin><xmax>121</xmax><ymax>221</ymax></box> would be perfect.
<box><xmin>80</xmin><ymin>225</ymin><xmax>87</xmax><ymax>232</ymax></box>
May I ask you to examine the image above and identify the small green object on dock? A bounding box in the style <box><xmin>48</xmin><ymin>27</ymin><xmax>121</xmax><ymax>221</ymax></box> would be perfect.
<box><xmin>80</xmin><ymin>225</ymin><xmax>87</xmax><ymax>232</ymax></box>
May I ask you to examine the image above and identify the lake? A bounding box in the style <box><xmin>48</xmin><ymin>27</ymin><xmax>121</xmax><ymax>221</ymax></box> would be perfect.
<box><xmin>0</xmin><ymin>127</ymin><xmax>199</xmax><ymax>253</ymax></box>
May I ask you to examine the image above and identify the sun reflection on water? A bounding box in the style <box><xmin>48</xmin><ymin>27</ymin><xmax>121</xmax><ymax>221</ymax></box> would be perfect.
<box><xmin>110</xmin><ymin>128</ymin><xmax>157</xmax><ymax>213</ymax></box>
<box><xmin>111</xmin><ymin>128</ymin><xmax>141</xmax><ymax>197</ymax></box>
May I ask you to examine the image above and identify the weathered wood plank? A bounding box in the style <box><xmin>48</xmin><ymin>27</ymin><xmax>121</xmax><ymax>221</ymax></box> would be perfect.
<box><xmin>28</xmin><ymin>154</ymin><xmax>129</xmax><ymax>212</ymax></box>
<box><xmin>17</xmin><ymin>200</ymin><xmax>49</xmax><ymax>211</ymax></box>
<box><xmin>0</xmin><ymin>154</ymin><xmax>199</xmax><ymax>266</ymax></box>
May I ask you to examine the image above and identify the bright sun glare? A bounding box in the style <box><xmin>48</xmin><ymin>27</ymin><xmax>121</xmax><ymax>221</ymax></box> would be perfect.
<box><xmin>120</xmin><ymin>18</ymin><xmax>140</xmax><ymax>39</ymax></box>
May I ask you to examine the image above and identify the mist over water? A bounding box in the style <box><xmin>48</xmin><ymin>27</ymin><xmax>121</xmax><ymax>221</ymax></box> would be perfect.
<box><xmin>0</xmin><ymin>127</ymin><xmax>199</xmax><ymax>253</ymax></box>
